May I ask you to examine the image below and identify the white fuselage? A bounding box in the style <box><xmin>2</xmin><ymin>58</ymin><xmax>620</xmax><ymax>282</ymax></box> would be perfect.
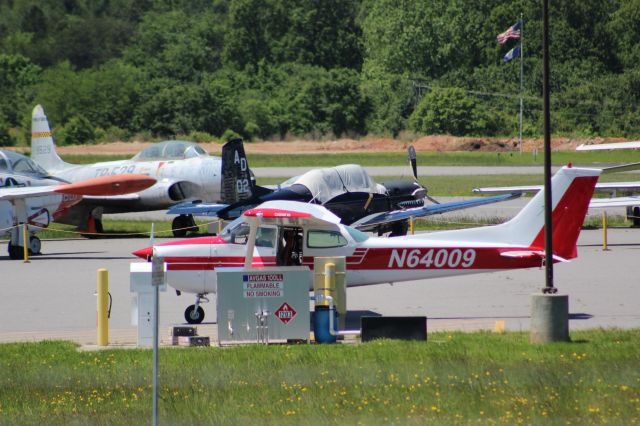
<box><xmin>49</xmin><ymin>156</ymin><xmax>222</xmax><ymax>209</ymax></box>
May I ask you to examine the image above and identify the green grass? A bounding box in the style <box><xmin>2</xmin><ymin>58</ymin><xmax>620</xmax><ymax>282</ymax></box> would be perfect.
<box><xmin>0</xmin><ymin>330</ymin><xmax>638</xmax><ymax>424</ymax></box>
<box><xmin>57</xmin><ymin>150</ymin><xmax>640</xmax><ymax>167</ymax></box>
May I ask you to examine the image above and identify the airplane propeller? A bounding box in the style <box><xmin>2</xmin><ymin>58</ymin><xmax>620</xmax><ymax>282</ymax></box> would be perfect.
<box><xmin>407</xmin><ymin>145</ymin><xmax>439</xmax><ymax>205</ymax></box>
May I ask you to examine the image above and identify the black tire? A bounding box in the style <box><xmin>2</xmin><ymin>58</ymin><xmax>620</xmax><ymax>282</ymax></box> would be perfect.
<box><xmin>185</xmin><ymin>305</ymin><xmax>205</xmax><ymax>324</ymax></box>
<box><xmin>7</xmin><ymin>242</ymin><xmax>22</xmax><ymax>260</ymax></box>
<box><xmin>172</xmin><ymin>216</ymin><xmax>188</xmax><ymax>237</ymax></box>
<box><xmin>28</xmin><ymin>236</ymin><xmax>41</xmax><ymax>255</ymax></box>
<box><xmin>389</xmin><ymin>221</ymin><xmax>409</xmax><ymax>237</ymax></box>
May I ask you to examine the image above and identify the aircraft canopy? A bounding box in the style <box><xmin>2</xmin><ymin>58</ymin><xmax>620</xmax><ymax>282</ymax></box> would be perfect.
<box><xmin>132</xmin><ymin>140</ymin><xmax>208</xmax><ymax>161</ymax></box>
<box><xmin>0</xmin><ymin>150</ymin><xmax>49</xmax><ymax>177</ymax></box>
<box><xmin>292</xmin><ymin>164</ymin><xmax>385</xmax><ymax>203</ymax></box>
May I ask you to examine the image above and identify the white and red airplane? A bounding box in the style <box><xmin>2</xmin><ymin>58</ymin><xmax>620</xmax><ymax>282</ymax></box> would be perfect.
<box><xmin>133</xmin><ymin>165</ymin><xmax>600</xmax><ymax>324</ymax></box>
<box><xmin>2</xmin><ymin>173</ymin><xmax>156</xmax><ymax>259</ymax></box>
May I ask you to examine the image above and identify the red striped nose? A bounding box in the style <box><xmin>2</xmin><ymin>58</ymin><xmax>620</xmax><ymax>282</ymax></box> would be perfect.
<box><xmin>132</xmin><ymin>246</ymin><xmax>153</xmax><ymax>259</ymax></box>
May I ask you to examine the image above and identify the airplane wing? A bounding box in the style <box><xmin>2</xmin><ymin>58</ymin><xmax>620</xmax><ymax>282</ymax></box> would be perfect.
<box><xmin>474</xmin><ymin>181</ymin><xmax>640</xmax><ymax>194</ymax></box>
<box><xmin>350</xmin><ymin>193</ymin><xmax>521</xmax><ymax>231</ymax></box>
<box><xmin>166</xmin><ymin>201</ymin><xmax>229</xmax><ymax>216</ymax></box>
<box><xmin>0</xmin><ymin>174</ymin><xmax>156</xmax><ymax>201</ymax></box>
<box><xmin>243</xmin><ymin>200</ymin><xmax>342</xmax><ymax>226</ymax></box>
<box><xmin>577</xmin><ymin>141</ymin><xmax>640</xmax><ymax>151</ymax></box>
<box><xmin>589</xmin><ymin>196</ymin><xmax>640</xmax><ymax>208</ymax></box>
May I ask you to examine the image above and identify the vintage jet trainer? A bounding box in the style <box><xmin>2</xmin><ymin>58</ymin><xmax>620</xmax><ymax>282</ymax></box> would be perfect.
<box><xmin>2</xmin><ymin>173</ymin><xmax>155</xmax><ymax>259</ymax></box>
<box><xmin>135</xmin><ymin>165</ymin><xmax>600</xmax><ymax>324</ymax></box>
<box><xmin>30</xmin><ymin>105</ymin><xmax>224</xmax><ymax>235</ymax></box>
<box><xmin>169</xmin><ymin>139</ymin><xmax>519</xmax><ymax>236</ymax></box>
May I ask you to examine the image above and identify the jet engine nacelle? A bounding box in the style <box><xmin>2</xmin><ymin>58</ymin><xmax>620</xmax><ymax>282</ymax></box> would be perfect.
<box><xmin>137</xmin><ymin>180</ymin><xmax>201</xmax><ymax>208</ymax></box>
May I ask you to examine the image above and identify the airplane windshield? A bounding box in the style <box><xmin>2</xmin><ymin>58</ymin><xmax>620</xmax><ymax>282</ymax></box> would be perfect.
<box><xmin>133</xmin><ymin>140</ymin><xmax>208</xmax><ymax>161</ymax></box>
<box><xmin>220</xmin><ymin>218</ymin><xmax>250</xmax><ymax>244</ymax></box>
<box><xmin>345</xmin><ymin>226</ymin><xmax>369</xmax><ymax>242</ymax></box>
<box><xmin>3</xmin><ymin>151</ymin><xmax>49</xmax><ymax>176</ymax></box>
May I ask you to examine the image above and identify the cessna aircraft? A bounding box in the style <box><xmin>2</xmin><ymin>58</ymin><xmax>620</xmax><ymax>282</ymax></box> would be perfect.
<box><xmin>2</xmin><ymin>173</ymin><xmax>155</xmax><ymax>259</ymax></box>
<box><xmin>134</xmin><ymin>165</ymin><xmax>600</xmax><ymax>324</ymax></box>
<box><xmin>169</xmin><ymin>139</ymin><xmax>519</xmax><ymax>236</ymax></box>
<box><xmin>30</xmin><ymin>105</ymin><xmax>224</xmax><ymax>235</ymax></box>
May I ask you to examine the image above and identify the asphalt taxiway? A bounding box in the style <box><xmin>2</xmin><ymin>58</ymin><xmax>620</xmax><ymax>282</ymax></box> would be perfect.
<box><xmin>1</xmin><ymin>227</ymin><xmax>638</xmax><ymax>345</ymax></box>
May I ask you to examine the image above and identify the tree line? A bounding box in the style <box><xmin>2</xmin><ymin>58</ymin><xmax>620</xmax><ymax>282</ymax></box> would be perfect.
<box><xmin>1</xmin><ymin>0</ymin><xmax>639</xmax><ymax>146</ymax></box>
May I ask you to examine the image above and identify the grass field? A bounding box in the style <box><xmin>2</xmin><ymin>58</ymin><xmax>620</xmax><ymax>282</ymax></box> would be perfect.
<box><xmin>57</xmin><ymin>150</ymin><xmax>640</xmax><ymax>168</ymax></box>
<box><xmin>0</xmin><ymin>330</ymin><xmax>638</xmax><ymax>424</ymax></box>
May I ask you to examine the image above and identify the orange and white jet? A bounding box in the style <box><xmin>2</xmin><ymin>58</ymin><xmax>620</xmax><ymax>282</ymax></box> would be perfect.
<box><xmin>1</xmin><ymin>173</ymin><xmax>155</xmax><ymax>259</ymax></box>
<box><xmin>134</xmin><ymin>165</ymin><xmax>600</xmax><ymax>324</ymax></box>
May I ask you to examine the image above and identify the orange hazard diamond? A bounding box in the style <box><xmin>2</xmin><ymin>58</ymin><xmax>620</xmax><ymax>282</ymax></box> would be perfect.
<box><xmin>275</xmin><ymin>302</ymin><xmax>297</xmax><ymax>324</ymax></box>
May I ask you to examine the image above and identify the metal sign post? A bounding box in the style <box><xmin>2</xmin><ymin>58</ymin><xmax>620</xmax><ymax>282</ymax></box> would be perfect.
<box><xmin>151</xmin><ymin>248</ymin><xmax>164</xmax><ymax>426</ymax></box>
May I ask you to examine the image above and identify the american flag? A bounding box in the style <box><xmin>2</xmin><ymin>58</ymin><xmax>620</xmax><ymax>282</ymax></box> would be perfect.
<box><xmin>496</xmin><ymin>21</ymin><xmax>521</xmax><ymax>45</ymax></box>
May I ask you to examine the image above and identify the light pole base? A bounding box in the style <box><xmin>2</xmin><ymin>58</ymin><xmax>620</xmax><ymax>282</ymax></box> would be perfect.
<box><xmin>530</xmin><ymin>293</ymin><xmax>569</xmax><ymax>343</ymax></box>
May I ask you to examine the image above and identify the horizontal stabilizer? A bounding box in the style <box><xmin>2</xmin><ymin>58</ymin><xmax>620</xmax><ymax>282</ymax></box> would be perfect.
<box><xmin>500</xmin><ymin>250</ymin><xmax>569</xmax><ymax>263</ymax></box>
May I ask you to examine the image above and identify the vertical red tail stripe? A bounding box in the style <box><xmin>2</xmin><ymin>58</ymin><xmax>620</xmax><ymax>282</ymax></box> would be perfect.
<box><xmin>530</xmin><ymin>175</ymin><xmax>598</xmax><ymax>259</ymax></box>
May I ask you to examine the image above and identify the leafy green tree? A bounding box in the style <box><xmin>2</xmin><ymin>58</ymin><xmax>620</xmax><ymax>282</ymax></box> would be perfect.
<box><xmin>56</xmin><ymin>114</ymin><xmax>96</xmax><ymax>145</ymax></box>
<box><xmin>409</xmin><ymin>87</ymin><xmax>488</xmax><ymax>136</ymax></box>
<box><xmin>0</xmin><ymin>54</ymin><xmax>40</xmax><ymax>126</ymax></box>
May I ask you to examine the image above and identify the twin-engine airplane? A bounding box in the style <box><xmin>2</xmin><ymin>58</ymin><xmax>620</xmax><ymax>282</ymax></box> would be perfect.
<box><xmin>2</xmin><ymin>173</ymin><xmax>155</xmax><ymax>259</ymax></box>
<box><xmin>169</xmin><ymin>139</ymin><xmax>519</xmax><ymax>236</ymax></box>
<box><xmin>30</xmin><ymin>105</ymin><xmax>224</xmax><ymax>235</ymax></box>
<box><xmin>134</xmin><ymin>165</ymin><xmax>600</xmax><ymax>324</ymax></box>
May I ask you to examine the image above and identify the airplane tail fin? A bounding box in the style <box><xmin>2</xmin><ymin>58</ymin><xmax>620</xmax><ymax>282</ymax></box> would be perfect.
<box><xmin>220</xmin><ymin>138</ymin><xmax>270</xmax><ymax>204</ymax></box>
<box><xmin>31</xmin><ymin>105</ymin><xmax>71</xmax><ymax>172</ymax></box>
<box><xmin>421</xmin><ymin>166</ymin><xmax>600</xmax><ymax>261</ymax></box>
<box><xmin>498</xmin><ymin>166</ymin><xmax>600</xmax><ymax>259</ymax></box>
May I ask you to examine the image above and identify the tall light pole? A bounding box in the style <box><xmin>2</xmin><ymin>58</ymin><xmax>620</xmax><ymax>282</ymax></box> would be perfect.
<box><xmin>542</xmin><ymin>0</ymin><xmax>555</xmax><ymax>294</ymax></box>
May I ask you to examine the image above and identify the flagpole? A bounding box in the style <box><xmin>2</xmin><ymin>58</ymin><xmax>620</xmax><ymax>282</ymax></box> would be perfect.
<box><xmin>519</xmin><ymin>13</ymin><xmax>524</xmax><ymax>154</ymax></box>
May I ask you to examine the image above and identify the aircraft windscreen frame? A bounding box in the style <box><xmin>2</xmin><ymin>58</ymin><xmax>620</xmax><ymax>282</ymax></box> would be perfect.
<box><xmin>132</xmin><ymin>140</ymin><xmax>208</xmax><ymax>161</ymax></box>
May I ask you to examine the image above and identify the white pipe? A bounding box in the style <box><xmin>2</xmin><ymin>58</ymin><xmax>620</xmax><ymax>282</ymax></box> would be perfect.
<box><xmin>326</xmin><ymin>295</ymin><xmax>360</xmax><ymax>337</ymax></box>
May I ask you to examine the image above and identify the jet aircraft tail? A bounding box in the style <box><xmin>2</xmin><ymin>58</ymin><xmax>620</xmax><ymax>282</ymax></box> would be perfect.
<box><xmin>417</xmin><ymin>166</ymin><xmax>600</xmax><ymax>260</ymax></box>
<box><xmin>31</xmin><ymin>105</ymin><xmax>72</xmax><ymax>172</ymax></box>
<box><xmin>220</xmin><ymin>138</ymin><xmax>270</xmax><ymax>204</ymax></box>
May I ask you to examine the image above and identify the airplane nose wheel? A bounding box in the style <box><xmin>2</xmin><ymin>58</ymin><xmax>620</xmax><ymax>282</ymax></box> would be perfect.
<box><xmin>185</xmin><ymin>305</ymin><xmax>205</xmax><ymax>324</ymax></box>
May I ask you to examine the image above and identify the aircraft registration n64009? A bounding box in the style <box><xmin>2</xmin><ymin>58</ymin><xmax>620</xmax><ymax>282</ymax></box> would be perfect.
<box><xmin>133</xmin><ymin>165</ymin><xmax>601</xmax><ymax>324</ymax></box>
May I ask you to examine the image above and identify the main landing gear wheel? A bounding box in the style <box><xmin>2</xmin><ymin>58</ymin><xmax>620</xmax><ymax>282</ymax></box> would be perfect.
<box><xmin>185</xmin><ymin>305</ymin><xmax>205</xmax><ymax>324</ymax></box>
<box><xmin>29</xmin><ymin>236</ymin><xmax>41</xmax><ymax>255</ymax></box>
<box><xmin>172</xmin><ymin>215</ymin><xmax>197</xmax><ymax>237</ymax></box>
<box><xmin>7</xmin><ymin>242</ymin><xmax>22</xmax><ymax>260</ymax></box>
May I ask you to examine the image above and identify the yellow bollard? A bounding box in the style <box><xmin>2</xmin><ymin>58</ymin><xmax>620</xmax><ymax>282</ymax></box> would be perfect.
<box><xmin>97</xmin><ymin>268</ymin><xmax>109</xmax><ymax>346</ymax></box>
<box><xmin>218</xmin><ymin>220</ymin><xmax>223</xmax><ymax>234</ymax></box>
<box><xmin>409</xmin><ymin>216</ymin><xmax>415</xmax><ymax>235</ymax></box>
<box><xmin>494</xmin><ymin>320</ymin><xmax>506</xmax><ymax>333</ymax></box>
<box><xmin>602</xmin><ymin>211</ymin><xmax>609</xmax><ymax>251</ymax></box>
<box><xmin>22</xmin><ymin>223</ymin><xmax>29</xmax><ymax>263</ymax></box>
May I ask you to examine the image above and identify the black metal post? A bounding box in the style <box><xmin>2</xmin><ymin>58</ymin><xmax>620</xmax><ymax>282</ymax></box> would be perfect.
<box><xmin>542</xmin><ymin>0</ymin><xmax>555</xmax><ymax>293</ymax></box>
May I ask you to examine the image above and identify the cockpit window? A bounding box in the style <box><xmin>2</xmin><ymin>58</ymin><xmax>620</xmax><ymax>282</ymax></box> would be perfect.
<box><xmin>0</xmin><ymin>159</ymin><xmax>7</xmax><ymax>171</ymax></box>
<box><xmin>307</xmin><ymin>230</ymin><xmax>348</xmax><ymax>248</ymax></box>
<box><xmin>12</xmin><ymin>157</ymin><xmax>48</xmax><ymax>176</ymax></box>
<box><xmin>345</xmin><ymin>226</ymin><xmax>369</xmax><ymax>242</ymax></box>
<box><xmin>220</xmin><ymin>221</ymin><xmax>250</xmax><ymax>245</ymax></box>
<box><xmin>132</xmin><ymin>140</ymin><xmax>208</xmax><ymax>161</ymax></box>
<box><xmin>255</xmin><ymin>227</ymin><xmax>276</xmax><ymax>248</ymax></box>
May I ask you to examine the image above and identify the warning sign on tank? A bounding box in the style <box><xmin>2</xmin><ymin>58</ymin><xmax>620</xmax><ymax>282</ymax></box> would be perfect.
<box><xmin>242</xmin><ymin>273</ymin><xmax>284</xmax><ymax>298</ymax></box>
<box><xmin>275</xmin><ymin>302</ymin><xmax>297</xmax><ymax>324</ymax></box>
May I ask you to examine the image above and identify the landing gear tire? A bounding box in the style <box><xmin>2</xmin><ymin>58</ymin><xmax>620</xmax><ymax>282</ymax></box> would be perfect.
<box><xmin>185</xmin><ymin>305</ymin><xmax>205</xmax><ymax>324</ymax></box>
<box><xmin>28</xmin><ymin>236</ymin><xmax>41</xmax><ymax>255</ymax></box>
<box><xmin>172</xmin><ymin>215</ymin><xmax>197</xmax><ymax>237</ymax></box>
<box><xmin>7</xmin><ymin>242</ymin><xmax>22</xmax><ymax>260</ymax></box>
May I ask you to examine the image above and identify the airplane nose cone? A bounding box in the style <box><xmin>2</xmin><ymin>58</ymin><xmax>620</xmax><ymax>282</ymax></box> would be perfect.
<box><xmin>133</xmin><ymin>246</ymin><xmax>153</xmax><ymax>259</ymax></box>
